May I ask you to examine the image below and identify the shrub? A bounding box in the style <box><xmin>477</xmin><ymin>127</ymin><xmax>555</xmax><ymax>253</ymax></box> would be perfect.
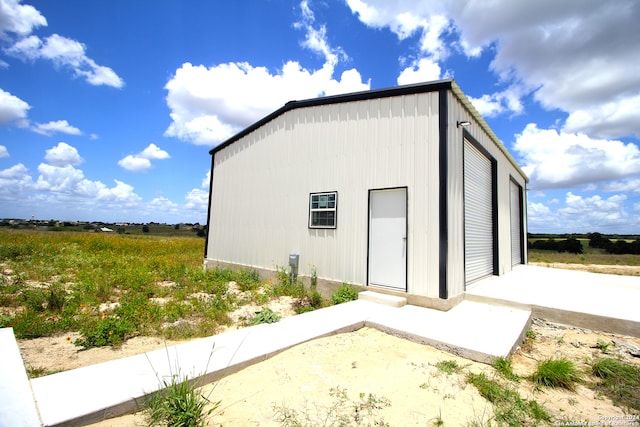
<box><xmin>74</xmin><ymin>317</ymin><xmax>133</xmax><ymax>348</ymax></box>
<box><xmin>531</xmin><ymin>358</ymin><xmax>582</xmax><ymax>391</ymax></box>
<box><xmin>331</xmin><ymin>283</ymin><xmax>359</xmax><ymax>305</ymax></box>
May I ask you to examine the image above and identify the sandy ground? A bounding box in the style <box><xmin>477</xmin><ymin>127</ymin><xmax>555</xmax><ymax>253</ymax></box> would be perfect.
<box><xmin>20</xmin><ymin>317</ymin><xmax>640</xmax><ymax>426</ymax></box>
<box><xmin>529</xmin><ymin>262</ymin><xmax>640</xmax><ymax>276</ymax></box>
<box><xmin>16</xmin><ymin>264</ymin><xmax>640</xmax><ymax>426</ymax></box>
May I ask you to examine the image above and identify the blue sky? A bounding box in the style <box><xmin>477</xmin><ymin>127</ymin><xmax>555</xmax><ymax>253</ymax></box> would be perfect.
<box><xmin>1</xmin><ymin>0</ymin><xmax>639</xmax><ymax>233</ymax></box>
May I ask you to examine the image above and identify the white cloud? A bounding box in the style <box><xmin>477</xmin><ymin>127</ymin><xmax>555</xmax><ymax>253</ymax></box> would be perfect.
<box><xmin>397</xmin><ymin>58</ymin><xmax>441</xmax><ymax>85</ymax></box>
<box><xmin>184</xmin><ymin>188</ymin><xmax>209</xmax><ymax>211</ymax></box>
<box><xmin>527</xmin><ymin>192</ymin><xmax>636</xmax><ymax>233</ymax></box>
<box><xmin>451</xmin><ymin>0</ymin><xmax>639</xmax><ymax>138</ymax></box>
<box><xmin>468</xmin><ymin>85</ymin><xmax>525</xmax><ymax>117</ymax></box>
<box><xmin>118</xmin><ymin>143</ymin><xmax>170</xmax><ymax>172</ymax></box>
<box><xmin>32</xmin><ymin>119</ymin><xmax>82</xmax><ymax>136</ymax></box>
<box><xmin>346</xmin><ymin>1</ymin><xmax>640</xmax><ymax>139</ymax></box>
<box><xmin>514</xmin><ymin>124</ymin><xmax>640</xmax><ymax>190</ymax></box>
<box><xmin>140</xmin><ymin>143</ymin><xmax>170</xmax><ymax>160</ymax></box>
<box><xmin>0</xmin><ymin>87</ymin><xmax>30</xmax><ymax>126</ymax></box>
<box><xmin>118</xmin><ymin>156</ymin><xmax>150</xmax><ymax>172</ymax></box>
<box><xmin>44</xmin><ymin>142</ymin><xmax>83</xmax><ymax>167</ymax></box>
<box><xmin>33</xmin><ymin>162</ymin><xmax>141</xmax><ymax>204</ymax></box>
<box><xmin>0</xmin><ymin>163</ymin><xmax>33</xmax><ymax>200</ymax></box>
<box><xmin>164</xmin><ymin>2</ymin><xmax>370</xmax><ymax>146</ymax></box>
<box><xmin>6</xmin><ymin>34</ymin><xmax>124</xmax><ymax>88</ymax></box>
<box><xmin>0</xmin><ymin>0</ymin><xmax>47</xmax><ymax>36</ymax></box>
<box><xmin>0</xmin><ymin>145</ymin><xmax>8</xmax><ymax>158</ymax></box>
<box><xmin>201</xmin><ymin>171</ymin><xmax>210</xmax><ymax>188</ymax></box>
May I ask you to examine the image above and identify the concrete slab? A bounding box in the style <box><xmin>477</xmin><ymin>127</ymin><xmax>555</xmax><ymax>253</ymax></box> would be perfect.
<box><xmin>0</xmin><ymin>328</ymin><xmax>42</xmax><ymax>427</ymax></box>
<box><xmin>28</xmin><ymin>299</ymin><xmax>530</xmax><ymax>426</ymax></box>
<box><xmin>466</xmin><ymin>265</ymin><xmax>640</xmax><ymax>337</ymax></box>
<box><xmin>367</xmin><ymin>301</ymin><xmax>532</xmax><ymax>363</ymax></box>
<box><xmin>358</xmin><ymin>290</ymin><xmax>407</xmax><ymax>307</ymax></box>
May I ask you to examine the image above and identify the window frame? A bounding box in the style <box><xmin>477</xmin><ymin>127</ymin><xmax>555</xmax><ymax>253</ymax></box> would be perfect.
<box><xmin>308</xmin><ymin>191</ymin><xmax>338</xmax><ymax>229</ymax></box>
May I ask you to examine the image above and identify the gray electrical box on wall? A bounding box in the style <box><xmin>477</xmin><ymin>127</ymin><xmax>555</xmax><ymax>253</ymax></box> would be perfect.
<box><xmin>289</xmin><ymin>254</ymin><xmax>299</xmax><ymax>279</ymax></box>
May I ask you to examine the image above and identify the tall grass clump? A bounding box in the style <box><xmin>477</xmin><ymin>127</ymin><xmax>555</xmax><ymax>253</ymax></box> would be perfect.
<box><xmin>467</xmin><ymin>372</ymin><xmax>551</xmax><ymax>426</ymax></box>
<box><xmin>531</xmin><ymin>358</ymin><xmax>582</xmax><ymax>391</ymax></box>
<box><xmin>591</xmin><ymin>358</ymin><xmax>640</xmax><ymax>411</ymax></box>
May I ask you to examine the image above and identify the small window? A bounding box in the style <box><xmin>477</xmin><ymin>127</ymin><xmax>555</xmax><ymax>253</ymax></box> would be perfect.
<box><xmin>309</xmin><ymin>192</ymin><xmax>337</xmax><ymax>228</ymax></box>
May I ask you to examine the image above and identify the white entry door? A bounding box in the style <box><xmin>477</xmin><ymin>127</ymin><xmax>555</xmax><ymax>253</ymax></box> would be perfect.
<box><xmin>368</xmin><ymin>188</ymin><xmax>407</xmax><ymax>290</ymax></box>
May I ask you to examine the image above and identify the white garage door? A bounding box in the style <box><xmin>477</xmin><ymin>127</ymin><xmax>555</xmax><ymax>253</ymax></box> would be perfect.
<box><xmin>510</xmin><ymin>180</ymin><xmax>523</xmax><ymax>266</ymax></box>
<box><xmin>464</xmin><ymin>139</ymin><xmax>495</xmax><ymax>284</ymax></box>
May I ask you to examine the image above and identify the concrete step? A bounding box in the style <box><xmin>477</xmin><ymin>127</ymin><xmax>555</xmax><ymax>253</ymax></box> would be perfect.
<box><xmin>366</xmin><ymin>300</ymin><xmax>532</xmax><ymax>363</ymax></box>
<box><xmin>358</xmin><ymin>290</ymin><xmax>407</xmax><ymax>307</ymax></box>
<box><xmin>0</xmin><ymin>328</ymin><xmax>42</xmax><ymax>427</ymax></box>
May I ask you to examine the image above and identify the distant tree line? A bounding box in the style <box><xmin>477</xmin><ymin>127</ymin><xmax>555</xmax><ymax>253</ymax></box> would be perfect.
<box><xmin>528</xmin><ymin>237</ymin><xmax>584</xmax><ymax>254</ymax></box>
<box><xmin>528</xmin><ymin>232</ymin><xmax>640</xmax><ymax>255</ymax></box>
<box><xmin>587</xmin><ymin>232</ymin><xmax>640</xmax><ymax>255</ymax></box>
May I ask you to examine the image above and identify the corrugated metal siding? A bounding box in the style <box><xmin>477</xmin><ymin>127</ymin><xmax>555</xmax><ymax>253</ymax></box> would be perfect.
<box><xmin>446</xmin><ymin>92</ymin><xmax>528</xmax><ymax>297</ymax></box>
<box><xmin>464</xmin><ymin>139</ymin><xmax>494</xmax><ymax>282</ymax></box>
<box><xmin>207</xmin><ymin>92</ymin><xmax>441</xmax><ymax>297</ymax></box>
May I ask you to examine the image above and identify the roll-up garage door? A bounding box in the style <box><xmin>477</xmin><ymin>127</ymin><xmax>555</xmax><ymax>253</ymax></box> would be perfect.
<box><xmin>464</xmin><ymin>139</ymin><xmax>495</xmax><ymax>284</ymax></box>
<box><xmin>510</xmin><ymin>180</ymin><xmax>523</xmax><ymax>266</ymax></box>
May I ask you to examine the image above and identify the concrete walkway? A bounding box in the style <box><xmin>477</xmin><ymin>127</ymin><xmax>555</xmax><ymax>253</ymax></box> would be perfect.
<box><xmin>10</xmin><ymin>297</ymin><xmax>531</xmax><ymax>427</ymax></box>
<box><xmin>466</xmin><ymin>265</ymin><xmax>640</xmax><ymax>337</ymax></box>
<box><xmin>4</xmin><ymin>265</ymin><xmax>639</xmax><ymax>426</ymax></box>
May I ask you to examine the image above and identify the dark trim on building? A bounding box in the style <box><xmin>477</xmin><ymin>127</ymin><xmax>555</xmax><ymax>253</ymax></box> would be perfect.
<box><xmin>366</xmin><ymin>186</ymin><xmax>409</xmax><ymax>292</ymax></box>
<box><xmin>203</xmin><ymin>154</ymin><xmax>215</xmax><ymax>259</ymax></box>
<box><xmin>509</xmin><ymin>176</ymin><xmax>526</xmax><ymax>265</ymax></box>
<box><xmin>438</xmin><ymin>89</ymin><xmax>449</xmax><ymax>299</ymax></box>
<box><xmin>210</xmin><ymin>79</ymin><xmax>455</xmax><ymax>156</ymax></box>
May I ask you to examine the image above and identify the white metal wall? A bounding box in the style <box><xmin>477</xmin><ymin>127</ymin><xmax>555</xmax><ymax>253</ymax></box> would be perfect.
<box><xmin>207</xmin><ymin>92</ymin><xmax>442</xmax><ymax>297</ymax></box>
<box><xmin>446</xmin><ymin>91</ymin><xmax>528</xmax><ymax>297</ymax></box>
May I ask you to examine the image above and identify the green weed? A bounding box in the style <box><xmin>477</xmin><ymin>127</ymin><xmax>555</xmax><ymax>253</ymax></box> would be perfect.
<box><xmin>435</xmin><ymin>360</ymin><xmax>463</xmax><ymax>375</ymax></box>
<box><xmin>531</xmin><ymin>358</ymin><xmax>582</xmax><ymax>391</ymax></box>
<box><xmin>74</xmin><ymin>316</ymin><xmax>133</xmax><ymax>348</ymax></box>
<box><xmin>331</xmin><ymin>283</ymin><xmax>359</xmax><ymax>305</ymax></box>
<box><xmin>466</xmin><ymin>372</ymin><xmax>551</xmax><ymax>426</ymax></box>
<box><xmin>143</xmin><ymin>345</ymin><xmax>220</xmax><ymax>427</ymax></box>
<box><xmin>250</xmin><ymin>307</ymin><xmax>281</xmax><ymax>325</ymax></box>
<box><xmin>492</xmin><ymin>357</ymin><xmax>520</xmax><ymax>382</ymax></box>
<box><xmin>591</xmin><ymin>358</ymin><xmax>640</xmax><ymax>411</ymax></box>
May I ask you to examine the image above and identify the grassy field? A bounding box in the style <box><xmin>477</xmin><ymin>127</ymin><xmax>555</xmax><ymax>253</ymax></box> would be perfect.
<box><xmin>0</xmin><ymin>228</ymin><xmax>325</xmax><ymax>347</ymax></box>
<box><xmin>528</xmin><ymin>241</ymin><xmax>640</xmax><ymax>266</ymax></box>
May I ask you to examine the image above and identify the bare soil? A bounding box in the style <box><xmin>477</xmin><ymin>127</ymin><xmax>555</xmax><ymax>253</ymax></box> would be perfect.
<box><xmin>529</xmin><ymin>262</ymin><xmax>640</xmax><ymax>276</ymax></box>
<box><xmin>17</xmin><ymin>264</ymin><xmax>640</xmax><ymax>426</ymax></box>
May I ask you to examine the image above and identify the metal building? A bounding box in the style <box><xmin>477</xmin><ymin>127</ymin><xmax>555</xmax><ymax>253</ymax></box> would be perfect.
<box><xmin>204</xmin><ymin>79</ymin><xmax>528</xmax><ymax>308</ymax></box>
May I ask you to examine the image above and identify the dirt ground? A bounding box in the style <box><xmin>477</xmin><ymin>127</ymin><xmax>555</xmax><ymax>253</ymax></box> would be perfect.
<box><xmin>18</xmin><ymin>265</ymin><xmax>640</xmax><ymax>426</ymax></box>
<box><xmin>529</xmin><ymin>262</ymin><xmax>640</xmax><ymax>276</ymax></box>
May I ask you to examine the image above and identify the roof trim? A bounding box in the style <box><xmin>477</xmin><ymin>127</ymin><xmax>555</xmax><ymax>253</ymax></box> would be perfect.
<box><xmin>208</xmin><ymin>78</ymin><xmax>528</xmax><ymax>183</ymax></box>
<box><xmin>450</xmin><ymin>81</ymin><xmax>529</xmax><ymax>183</ymax></box>
<box><xmin>209</xmin><ymin>79</ymin><xmax>454</xmax><ymax>155</ymax></box>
